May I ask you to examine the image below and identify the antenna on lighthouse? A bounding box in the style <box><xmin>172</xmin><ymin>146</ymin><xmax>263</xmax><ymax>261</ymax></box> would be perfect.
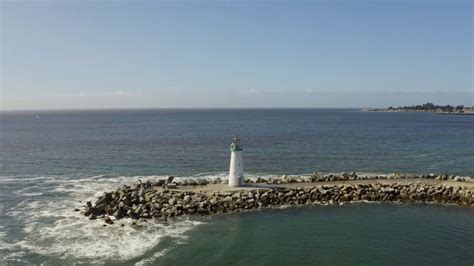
<box><xmin>229</xmin><ymin>136</ymin><xmax>244</xmax><ymax>187</ymax></box>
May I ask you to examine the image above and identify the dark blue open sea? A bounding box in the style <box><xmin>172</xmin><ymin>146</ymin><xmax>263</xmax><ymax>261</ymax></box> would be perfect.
<box><xmin>0</xmin><ymin>109</ymin><xmax>473</xmax><ymax>264</ymax></box>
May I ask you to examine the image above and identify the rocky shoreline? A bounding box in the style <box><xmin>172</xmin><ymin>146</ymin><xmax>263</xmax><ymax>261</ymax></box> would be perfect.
<box><xmin>78</xmin><ymin>173</ymin><xmax>474</xmax><ymax>225</ymax></box>
<box><xmin>170</xmin><ymin>172</ymin><xmax>471</xmax><ymax>186</ymax></box>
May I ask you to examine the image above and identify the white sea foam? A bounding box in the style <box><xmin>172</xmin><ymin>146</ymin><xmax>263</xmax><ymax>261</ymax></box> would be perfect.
<box><xmin>0</xmin><ymin>225</ymin><xmax>20</xmax><ymax>261</ymax></box>
<box><xmin>2</xmin><ymin>174</ymin><xmax>208</xmax><ymax>264</ymax></box>
<box><xmin>16</xmin><ymin>218</ymin><xmax>201</xmax><ymax>263</ymax></box>
<box><xmin>135</xmin><ymin>248</ymin><xmax>171</xmax><ymax>266</ymax></box>
<box><xmin>14</xmin><ymin>187</ymin><xmax>44</xmax><ymax>197</ymax></box>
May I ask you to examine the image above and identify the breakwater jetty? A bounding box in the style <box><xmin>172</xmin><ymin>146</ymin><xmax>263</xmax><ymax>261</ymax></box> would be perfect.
<box><xmin>78</xmin><ymin>173</ymin><xmax>474</xmax><ymax>225</ymax></box>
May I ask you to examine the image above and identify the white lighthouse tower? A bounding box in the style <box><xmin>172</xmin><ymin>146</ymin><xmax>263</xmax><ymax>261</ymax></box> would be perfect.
<box><xmin>229</xmin><ymin>136</ymin><xmax>244</xmax><ymax>187</ymax></box>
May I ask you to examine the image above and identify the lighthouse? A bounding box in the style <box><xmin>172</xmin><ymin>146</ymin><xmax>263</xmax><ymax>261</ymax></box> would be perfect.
<box><xmin>229</xmin><ymin>136</ymin><xmax>244</xmax><ymax>187</ymax></box>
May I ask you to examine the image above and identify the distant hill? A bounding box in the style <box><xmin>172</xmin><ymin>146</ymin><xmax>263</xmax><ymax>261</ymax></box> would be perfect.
<box><xmin>363</xmin><ymin>102</ymin><xmax>474</xmax><ymax>115</ymax></box>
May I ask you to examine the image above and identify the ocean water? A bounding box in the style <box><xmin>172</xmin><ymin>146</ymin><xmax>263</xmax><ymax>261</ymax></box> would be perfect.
<box><xmin>0</xmin><ymin>109</ymin><xmax>473</xmax><ymax>264</ymax></box>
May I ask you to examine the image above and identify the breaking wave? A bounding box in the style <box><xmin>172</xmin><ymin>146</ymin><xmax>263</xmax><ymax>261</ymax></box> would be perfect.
<box><xmin>0</xmin><ymin>174</ymin><xmax>215</xmax><ymax>264</ymax></box>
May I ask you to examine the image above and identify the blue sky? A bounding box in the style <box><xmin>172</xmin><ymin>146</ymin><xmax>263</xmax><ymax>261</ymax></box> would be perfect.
<box><xmin>1</xmin><ymin>1</ymin><xmax>472</xmax><ymax>110</ymax></box>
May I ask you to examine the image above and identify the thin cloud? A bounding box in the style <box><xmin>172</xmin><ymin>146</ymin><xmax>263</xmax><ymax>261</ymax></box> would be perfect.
<box><xmin>49</xmin><ymin>90</ymin><xmax>134</xmax><ymax>98</ymax></box>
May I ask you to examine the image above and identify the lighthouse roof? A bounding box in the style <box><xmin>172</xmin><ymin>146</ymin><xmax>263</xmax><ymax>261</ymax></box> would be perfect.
<box><xmin>230</xmin><ymin>136</ymin><xmax>243</xmax><ymax>151</ymax></box>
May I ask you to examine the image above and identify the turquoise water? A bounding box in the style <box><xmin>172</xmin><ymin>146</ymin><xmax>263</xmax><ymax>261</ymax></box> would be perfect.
<box><xmin>0</xmin><ymin>109</ymin><xmax>473</xmax><ymax>264</ymax></box>
<box><xmin>156</xmin><ymin>204</ymin><xmax>474</xmax><ymax>266</ymax></box>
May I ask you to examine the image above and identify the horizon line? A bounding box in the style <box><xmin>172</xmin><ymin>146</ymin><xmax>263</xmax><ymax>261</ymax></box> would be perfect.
<box><xmin>0</xmin><ymin>107</ymin><xmax>371</xmax><ymax>113</ymax></box>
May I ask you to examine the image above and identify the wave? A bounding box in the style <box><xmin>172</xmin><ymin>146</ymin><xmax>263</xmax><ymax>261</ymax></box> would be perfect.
<box><xmin>135</xmin><ymin>248</ymin><xmax>171</xmax><ymax>266</ymax></box>
<box><xmin>15</xmin><ymin>217</ymin><xmax>201</xmax><ymax>263</ymax></box>
<box><xmin>0</xmin><ymin>174</ymin><xmax>210</xmax><ymax>264</ymax></box>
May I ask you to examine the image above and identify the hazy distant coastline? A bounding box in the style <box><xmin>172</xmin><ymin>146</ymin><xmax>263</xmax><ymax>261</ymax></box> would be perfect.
<box><xmin>363</xmin><ymin>102</ymin><xmax>474</xmax><ymax>115</ymax></box>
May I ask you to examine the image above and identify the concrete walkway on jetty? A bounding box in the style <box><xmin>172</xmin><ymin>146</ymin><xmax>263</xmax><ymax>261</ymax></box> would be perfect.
<box><xmin>158</xmin><ymin>178</ymin><xmax>474</xmax><ymax>193</ymax></box>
